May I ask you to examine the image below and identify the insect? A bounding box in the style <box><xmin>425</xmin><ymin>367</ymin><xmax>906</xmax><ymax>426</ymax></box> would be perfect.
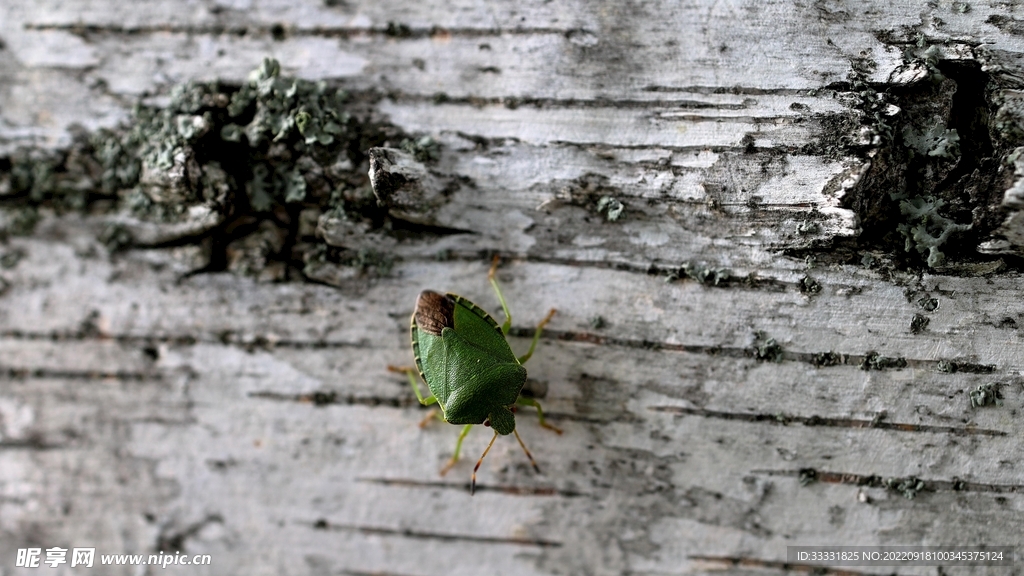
<box><xmin>389</xmin><ymin>256</ymin><xmax>561</xmax><ymax>494</ymax></box>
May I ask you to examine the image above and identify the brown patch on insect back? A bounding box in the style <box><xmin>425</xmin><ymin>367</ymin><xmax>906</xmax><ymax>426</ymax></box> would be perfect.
<box><xmin>415</xmin><ymin>291</ymin><xmax>455</xmax><ymax>336</ymax></box>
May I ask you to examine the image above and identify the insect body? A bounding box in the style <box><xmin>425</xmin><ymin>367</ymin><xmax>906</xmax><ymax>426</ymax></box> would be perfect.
<box><xmin>390</xmin><ymin>257</ymin><xmax>559</xmax><ymax>494</ymax></box>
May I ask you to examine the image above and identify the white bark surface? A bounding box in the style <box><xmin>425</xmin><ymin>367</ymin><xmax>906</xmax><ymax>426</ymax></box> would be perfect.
<box><xmin>2</xmin><ymin>1</ymin><xmax>1024</xmax><ymax>575</ymax></box>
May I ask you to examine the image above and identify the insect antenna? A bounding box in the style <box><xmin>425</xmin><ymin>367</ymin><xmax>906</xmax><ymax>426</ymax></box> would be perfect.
<box><xmin>513</xmin><ymin>429</ymin><xmax>541</xmax><ymax>474</ymax></box>
<box><xmin>471</xmin><ymin>431</ymin><xmax>499</xmax><ymax>495</ymax></box>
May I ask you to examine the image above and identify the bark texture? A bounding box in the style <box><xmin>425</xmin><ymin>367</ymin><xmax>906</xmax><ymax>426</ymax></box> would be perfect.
<box><xmin>2</xmin><ymin>1</ymin><xmax>1024</xmax><ymax>575</ymax></box>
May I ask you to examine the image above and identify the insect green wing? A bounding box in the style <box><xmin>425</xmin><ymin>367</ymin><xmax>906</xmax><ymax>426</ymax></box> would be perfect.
<box><xmin>448</xmin><ymin>294</ymin><xmax>518</xmax><ymax>363</ymax></box>
<box><xmin>411</xmin><ymin>291</ymin><xmax>526</xmax><ymax>433</ymax></box>
<box><xmin>437</xmin><ymin>333</ymin><xmax>525</xmax><ymax>428</ymax></box>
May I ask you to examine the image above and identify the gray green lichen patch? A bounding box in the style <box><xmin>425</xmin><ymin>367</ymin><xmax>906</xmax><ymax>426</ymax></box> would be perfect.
<box><xmin>901</xmin><ymin>124</ymin><xmax>960</xmax><ymax>159</ymax></box>
<box><xmin>873</xmin><ymin>49</ymin><xmax>974</xmax><ymax>269</ymax></box>
<box><xmin>798</xmin><ymin>468</ymin><xmax>818</xmax><ymax>486</ymax></box>
<box><xmin>554</xmin><ymin>173</ymin><xmax>628</xmax><ymax>222</ymax></box>
<box><xmin>0</xmin><ymin>147</ymin><xmax>99</xmax><ymax>211</ymax></box>
<box><xmin>991</xmin><ymin>90</ymin><xmax>1024</xmax><ymax>145</ymax></box>
<box><xmin>398</xmin><ymin>136</ymin><xmax>440</xmax><ymax>163</ymax></box>
<box><xmin>751</xmin><ymin>332</ymin><xmax>784</xmax><ymax>363</ymax></box>
<box><xmin>809</xmin><ymin>42</ymin><xmax>1019</xmax><ymax>272</ymax></box>
<box><xmin>884</xmin><ymin>476</ymin><xmax>925</xmax><ymax>500</ymax></box>
<box><xmin>811</xmin><ymin>351</ymin><xmax>843</xmax><ymax>367</ymax></box>
<box><xmin>302</xmin><ymin>244</ymin><xmax>395</xmax><ymax>285</ymax></box>
<box><xmin>909</xmin><ymin>313</ymin><xmax>929</xmax><ymax>334</ymax></box>
<box><xmin>935</xmin><ymin>359</ymin><xmax>995</xmax><ymax>374</ymax></box>
<box><xmin>860</xmin><ymin>351</ymin><xmax>907</xmax><ymax>371</ymax></box>
<box><xmin>892</xmin><ymin>194</ymin><xmax>971</xmax><ymax>268</ymax></box>
<box><xmin>99</xmin><ymin>223</ymin><xmax>133</xmax><ymax>252</ymax></box>
<box><xmin>665</xmin><ymin>261</ymin><xmax>731</xmax><ymax>286</ymax></box>
<box><xmin>2</xmin><ymin>207</ymin><xmax>41</xmax><ymax>237</ymax></box>
<box><xmin>229</xmin><ymin>59</ymin><xmax>348</xmax><ymax>147</ymax></box>
<box><xmin>595</xmin><ymin>196</ymin><xmax>625</xmax><ymax>221</ymax></box>
<box><xmin>0</xmin><ymin>58</ymin><xmax>428</xmax><ymax>283</ymax></box>
<box><xmin>969</xmin><ymin>383</ymin><xmax>1002</xmax><ymax>408</ymax></box>
<box><xmin>798</xmin><ymin>276</ymin><xmax>821</xmax><ymax>294</ymax></box>
<box><xmin>225</xmin><ymin>220</ymin><xmax>289</xmax><ymax>281</ymax></box>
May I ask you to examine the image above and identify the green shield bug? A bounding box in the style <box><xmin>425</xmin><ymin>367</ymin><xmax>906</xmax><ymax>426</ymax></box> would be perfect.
<box><xmin>390</xmin><ymin>257</ymin><xmax>561</xmax><ymax>494</ymax></box>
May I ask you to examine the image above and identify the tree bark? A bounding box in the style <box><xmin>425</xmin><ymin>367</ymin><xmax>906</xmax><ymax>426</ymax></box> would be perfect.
<box><xmin>2</xmin><ymin>1</ymin><xmax>1024</xmax><ymax>575</ymax></box>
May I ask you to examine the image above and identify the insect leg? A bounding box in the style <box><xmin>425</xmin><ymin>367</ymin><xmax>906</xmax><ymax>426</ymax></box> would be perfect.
<box><xmin>512</xmin><ymin>429</ymin><xmax>541</xmax><ymax>474</ymax></box>
<box><xmin>517</xmin><ymin>308</ymin><xmax>557</xmax><ymax>364</ymax></box>
<box><xmin>417</xmin><ymin>409</ymin><xmax>443</xmax><ymax>428</ymax></box>
<box><xmin>487</xmin><ymin>255</ymin><xmax>513</xmax><ymax>335</ymax></box>
<box><xmin>388</xmin><ymin>365</ymin><xmax>437</xmax><ymax>406</ymax></box>
<box><xmin>440</xmin><ymin>424</ymin><xmax>473</xmax><ymax>476</ymax></box>
<box><xmin>516</xmin><ymin>396</ymin><xmax>563</xmax><ymax>435</ymax></box>
<box><xmin>471</xmin><ymin>430</ymin><xmax>499</xmax><ymax>495</ymax></box>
